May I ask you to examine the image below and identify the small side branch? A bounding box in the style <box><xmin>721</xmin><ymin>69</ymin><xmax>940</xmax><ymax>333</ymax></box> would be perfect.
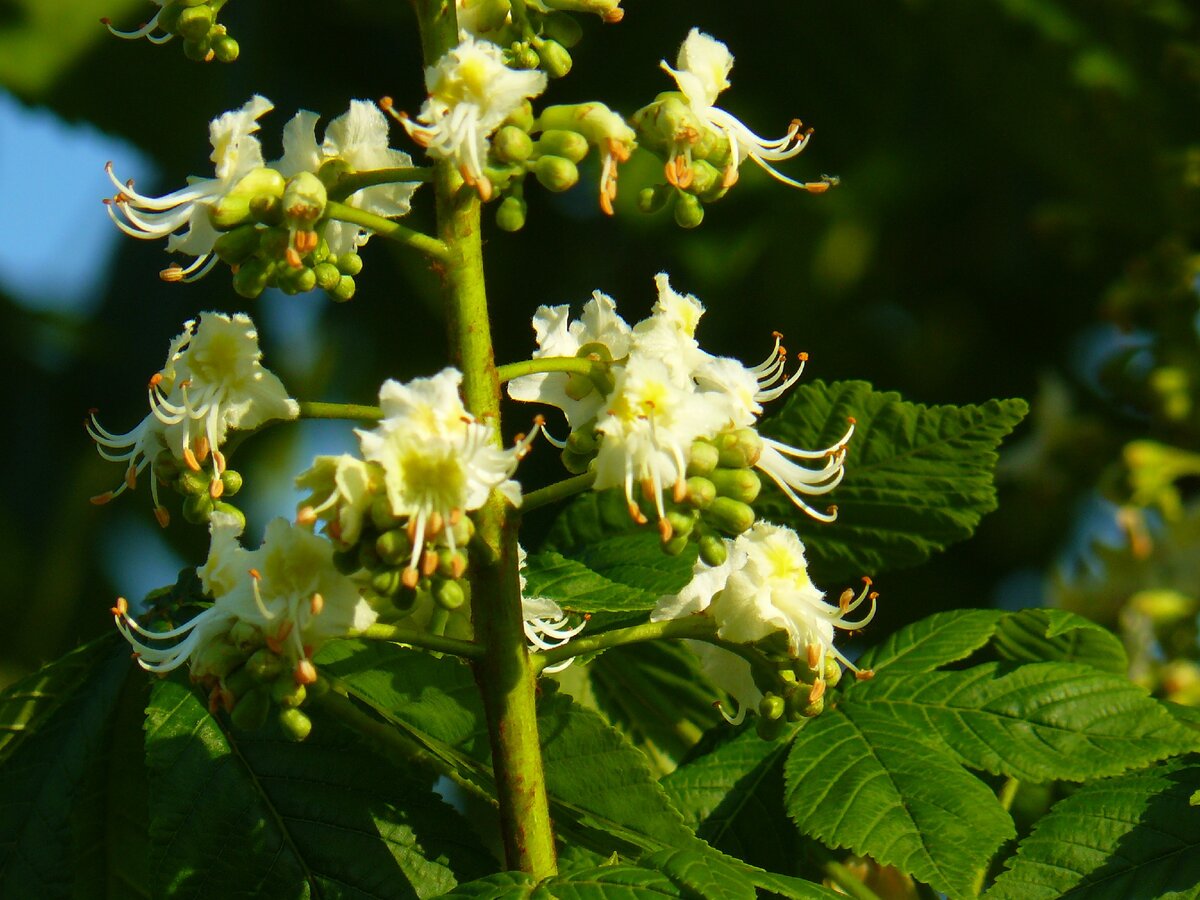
<box><xmin>298</xmin><ymin>400</ymin><xmax>383</xmax><ymax>421</ymax></box>
<box><xmin>496</xmin><ymin>356</ymin><xmax>606</xmax><ymax>384</ymax></box>
<box><xmin>357</xmin><ymin>623</ymin><xmax>485</xmax><ymax>660</ymax></box>
<box><xmin>533</xmin><ymin>615</ymin><xmax>717</xmax><ymax>672</ymax></box>
<box><xmin>520</xmin><ymin>472</ymin><xmax>597</xmax><ymax>514</ymax></box>
<box><xmin>325</xmin><ymin>200</ymin><xmax>451</xmax><ymax>262</ymax></box>
<box><xmin>329</xmin><ymin>166</ymin><xmax>435</xmax><ymax>201</ymax></box>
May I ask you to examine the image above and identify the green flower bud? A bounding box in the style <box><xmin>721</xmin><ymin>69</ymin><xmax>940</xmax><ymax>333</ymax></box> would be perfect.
<box><xmin>687</xmin><ymin>441</ymin><xmax>721</xmax><ymax>477</ymax></box>
<box><xmin>213</xmin><ymin>224</ymin><xmax>261</xmax><ymax>265</ymax></box>
<box><xmin>494</xmin><ymin>125</ymin><xmax>535</xmax><ymax>164</ymax></box>
<box><xmin>229</xmin><ymin>621</ymin><xmax>262</xmax><ymax>652</ymax></box>
<box><xmin>710</xmin><ymin>467</ymin><xmax>762</xmax><ymax>504</ymax></box>
<box><xmin>511</xmin><ymin>44</ymin><xmax>541</xmax><ymax>70</ymax></box>
<box><xmin>313</xmin><ymin>261</ymin><xmax>342</xmax><ymax>291</ymax></box>
<box><xmin>803</xmin><ymin>695</ymin><xmax>825</xmax><ymax>718</ymax></box>
<box><xmin>212</xmin><ymin>33</ymin><xmax>239</xmax><ymax>64</ymax></box>
<box><xmin>249</xmin><ymin>194</ymin><xmax>282</xmax><ymax>225</ymax></box>
<box><xmin>211</xmin><ymin>501</ymin><xmax>245</xmax><ymax>531</ymax></box>
<box><xmin>560</xmin><ymin>448</ymin><xmax>594</xmax><ymax>474</ymax></box>
<box><xmin>257</xmin><ymin>226</ymin><xmax>290</xmax><ymax>259</ymax></box>
<box><xmin>376</xmin><ymin>528</ymin><xmax>411</xmax><ymax>566</ymax></box>
<box><xmin>219</xmin><ymin>469</ymin><xmax>242</xmax><ymax>496</ymax></box>
<box><xmin>706</xmin><ymin>497</ymin><xmax>756</xmax><ymax>535</ymax></box>
<box><xmin>662</xmin><ymin>533</ymin><xmax>691</xmax><ymax>556</ymax></box>
<box><xmin>329</xmin><ymin>275</ymin><xmax>356</xmax><ymax>302</ymax></box>
<box><xmin>157</xmin><ymin>2</ymin><xmax>184</xmax><ymax>32</ymax></box>
<box><xmin>698</xmin><ymin>533</ymin><xmax>727</xmax><ymax>567</ymax></box>
<box><xmin>542</xmin><ymin>11</ymin><xmax>583</xmax><ymax>47</ymax></box>
<box><xmin>245</xmin><ymin>647</ymin><xmax>284</xmax><ymax>683</ymax></box>
<box><xmin>230</xmin><ymin>688</ymin><xmax>271</xmax><ymax>731</ymax></box>
<box><xmin>503</xmin><ymin>100</ymin><xmax>535</xmax><ymax>132</ymax></box>
<box><xmin>756</xmin><ymin>713</ymin><xmax>786</xmax><ymax>741</ymax></box>
<box><xmin>317</xmin><ymin>157</ymin><xmax>354</xmax><ymax>191</ymax></box>
<box><xmin>371</xmin><ymin>568</ymin><xmax>404</xmax><ymax>598</ymax></box>
<box><xmin>716</xmin><ymin>428</ymin><xmax>764</xmax><ymax>468</ymax></box>
<box><xmin>283</xmin><ymin>172</ymin><xmax>327</xmax><ymax>229</ymax></box>
<box><xmin>278</xmin><ymin>707</ymin><xmax>313</xmax><ymax>742</ymax></box>
<box><xmin>496</xmin><ymin>195</ymin><xmax>528</xmax><ymax>232</ymax></box>
<box><xmin>540</xmin><ymin>0</ymin><xmax>623</xmax><ymax>20</ymax></box>
<box><xmin>336</xmin><ymin>252</ymin><xmax>364</xmax><ymax>276</ymax></box>
<box><xmin>434</xmin><ymin>579</ymin><xmax>466</xmax><ymax>610</ymax></box>
<box><xmin>687</xmin><ymin>159</ymin><xmax>722</xmax><ymax>198</ymax></box>
<box><xmin>674</xmin><ymin>192</ymin><xmax>705</xmax><ymax>229</ymax></box>
<box><xmin>638</xmin><ymin>184</ymin><xmax>673</xmax><ymax>215</ymax></box>
<box><xmin>175</xmin><ymin>468</ymin><xmax>209</xmax><ymax>496</ymax></box>
<box><xmin>535</xmin><ymin>39</ymin><xmax>572</xmax><ymax>78</ymax></box>
<box><xmin>370</xmin><ymin>494</ymin><xmax>398</xmax><ymax>531</ymax></box>
<box><xmin>279</xmin><ymin>265</ymin><xmax>317</xmax><ymax>295</ymax></box>
<box><xmin>685</xmin><ymin>476</ymin><xmax>716</xmax><ymax>510</ymax></box>
<box><xmin>566</xmin><ymin>428</ymin><xmax>598</xmax><ymax>454</ymax></box>
<box><xmin>758</xmin><ymin>693</ymin><xmax>786</xmax><ymax>721</ymax></box>
<box><xmin>182</xmin><ymin>36</ymin><xmax>212</xmax><ymax>61</ymax></box>
<box><xmin>438</xmin><ymin>550</ymin><xmax>469</xmax><ymax>579</ymax></box>
<box><xmin>666</xmin><ymin>510</ymin><xmax>696</xmax><ymax>540</ymax></box>
<box><xmin>823</xmin><ymin>656</ymin><xmax>843</xmax><ymax>689</ymax></box>
<box><xmin>182</xmin><ymin>492</ymin><xmax>214</xmax><ymax>524</ymax></box>
<box><xmin>535</xmin><ymin>130</ymin><xmax>589</xmax><ymax>163</ymax></box>
<box><xmin>211</xmin><ymin>168</ymin><xmax>287</xmax><ymax>229</ymax></box>
<box><xmin>272</xmin><ymin>675</ymin><xmax>307</xmax><ymax>709</ymax></box>
<box><xmin>451</xmin><ymin>514</ymin><xmax>475</xmax><ymax>547</ymax></box>
<box><xmin>533</xmin><ymin>155</ymin><xmax>580</xmax><ymax>192</ymax></box>
<box><xmin>194</xmin><ymin>639</ymin><xmax>245</xmax><ymax>681</ymax></box>
<box><xmin>176</xmin><ymin>4</ymin><xmax>213</xmax><ymax>40</ymax></box>
<box><xmin>358</xmin><ymin>539</ymin><xmax>382</xmax><ymax>572</ymax></box>
<box><xmin>232</xmin><ymin>257</ymin><xmax>271</xmax><ymax>299</ymax></box>
<box><xmin>562</xmin><ymin>371</ymin><xmax>594</xmax><ymax>401</ymax></box>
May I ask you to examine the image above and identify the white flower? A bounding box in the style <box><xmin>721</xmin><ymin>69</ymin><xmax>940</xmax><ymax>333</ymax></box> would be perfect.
<box><xmin>399</xmin><ymin>33</ymin><xmax>547</xmax><ymax>200</ymax></box>
<box><xmin>661</xmin><ymin>29</ymin><xmax>819</xmax><ymax>191</ymax></box>
<box><xmin>629</xmin><ymin>273</ymin><xmax>712</xmax><ymax>383</ymax></box>
<box><xmin>295</xmin><ymin>455</ymin><xmax>380</xmax><ymax>547</ymax></box>
<box><xmin>518</xmin><ymin>546</ymin><xmax>586</xmax><ymax>673</ymax></box>
<box><xmin>593</xmin><ymin>352</ymin><xmax>727</xmax><ymax>537</ymax></box>
<box><xmin>114</xmin><ymin>513</ymin><xmax>376</xmax><ymax>682</ymax></box>
<box><xmin>276</xmin><ymin>100</ymin><xmax>419</xmax><ymax>257</ymax></box>
<box><xmin>106</xmin><ymin>96</ymin><xmax>275</xmax><ymax>281</ymax></box>
<box><xmin>652</xmin><ymin>522</ymin><xmax>876</xmax><ymax>722</ymax></box>
<box><xmin>356</xmin><ymin>368</ymin><xmax>534</xmax><ymax>584</ymax></box>
<box><xmin>507</xmin><ymin>290</ymin><xmax>632</xmax><ymax>432</ymax></box>
<box><xmin>87</xmin><ymin>311</ymin><xmax>298</xmax><ymax>525</ymax></box>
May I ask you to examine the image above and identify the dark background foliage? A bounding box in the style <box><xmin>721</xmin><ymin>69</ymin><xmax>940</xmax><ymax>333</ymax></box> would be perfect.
<box><xmin>1</xmin><ymin>0</ymin><xmax>1196</xmax><ymax>685</ymax></box>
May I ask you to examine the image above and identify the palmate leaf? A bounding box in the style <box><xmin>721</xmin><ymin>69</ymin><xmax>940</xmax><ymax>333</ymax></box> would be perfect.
<box><xmin>527</xmin><ymin>494</ymin><xmax>698</xmax><ymax>614</ymax></box>
<box><xmin>0</xmin><ymin>635</ymin><xmax>148</xmax><ymax>899</ymax></box>
<box><xmin>144</xmin><ymin>676</ymin><xmax>493</xmax><ymax>899</ymax></box>
<box><xmin>784</xmin><ymin>704</ymin><xmax>1015</xmax><ymax>900</ymax></box>
<box><xmin>855</xmin><ymin>608</ymin><xmax>1004</xmax><ymax>674</ymax></box>
<box><xmin>757</xmin><ymin>380</ymin><xmax>1028</xmax><ymax>582</ymax></box>
<box><xmin>987</xmin><ymin>756</ymin><xmax>1200</xmax><ymax>900</ymax></box>
<box><xmin>990</xmin><ymin>608</ymin><xmax>1127</xmax><ymax>673</ymax></box>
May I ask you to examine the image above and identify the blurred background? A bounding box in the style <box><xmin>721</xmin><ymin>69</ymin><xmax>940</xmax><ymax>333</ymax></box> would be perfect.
<box><xmin>1</xmin><ymin>0</ymin><xmax>1197</xmax><ymax>700</ymax></box>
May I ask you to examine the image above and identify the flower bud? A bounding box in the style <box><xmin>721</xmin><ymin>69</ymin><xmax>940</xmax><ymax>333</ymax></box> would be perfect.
<box><xmin>249</xmin><ymin>194</ymin><xmax>283</xmax><ymax>225</ymax></box>
<box><xmin>182</xmin><ymin>36</ymin><xmax>212</xmax><ymax>61</ymax></box>
<box><xmin>233</xmin><ymin>257</ymin><xmax>271</xmax><ymax>299</ymax></box>
<box><xmin>245</xmin><ymin>647</ymin><xmax>284</xmax><ymax>683</ymax></box>
<box><xmin>662</xmin><ymin>533</ymin><xmax>691</xmax><ymax>556</ymax></box>
<box><xmin>494</xmin><ymin>125</ymin><xmax>535</xmax><ymax>164</ymax></box>
<box><xmin>278</xmin><ymin>708</ymin><xmax>313</xmax><ymax>742</ymax></box>
<box><xmin>504</xmin><ymin>100</ymin><xmax>536</xmax><ymax>132</ymax></box>
<box><xmin>279</xmin><ymin>265</ymin><xmax>317</xmax><ymax>295</ymax></box>
<box><xmin>535</xmin><ymin>39</ymin><xmax>572</xmax><ymax>78</ymax></box>
<box><xmin>451</xmin><ymin>514</ymin><xmax>475</xmax><ymax>547</ymax></box>
<box><xmin>434</xmin><ymin>578</ymin><xmax>466</xmax><ymax>610</ymax></box>
<box><xmin>803</xmin><ymin>695</ymin><xmax>825</xmax><ymax>718</ymax></box>
<box><xmin>566</xmin><ymin>427</ymin><xmax>598</xmax><ymax>455</ymax></box>
<box><xmin>560</xmin><ymin>448</ymin><xmax>594</xmax><ymax>474</ymax></box>
<box><xmin>698</xmin><ymin>533</ymin><xmax>727</xmax><ymax>567</ymax></box>
<box><xmin>213</xmin><ymin>224</ymin><xmax>261</xmax><ymax>265</ymax></box>
<box><xmin>535</xmin><ymin>130</ymin><xmax>589</xmax><ymax>163</ymax></box>
<box><xmin>211</xmin><ymin>168</ymin><xmax>287</xmax><ymax>229</ymax></box>
<box><xmin>329</xmin><ymin>275</ymin><xmax>356</xmax><ymax>302</ymax></box>
<box><xmin>496</xmin><ymin>195</ymin><xmax>527</xmax><ymax>232</ymax></box>
<box><xmin>666</xmin><ymin>510</ymin><xmax>696</xmax><ymax>540</ymax></box>
<box><xmin>182</xmin><ymin>492</ymin><xmax>214</xmax><ymax>524</ymax></box>
<box><xmin>540</xmin><ymin>0</ymin><xmax>623</xmax><ymax>20</ymax></box>
<box><xmin>272</xmin><ymin>675</ymin><xmax>307</xmax><ymax>709</ymax></box>
<box><xmin>175</xmin><ymin>468</ymin><xmax>209</xmax><ymax>496</ymax></box>
<box><xmin>175</xmin><ymin>4</ymin><xmax>213</xmax><ymax>40</ymax></box>
<box><xmin>687</xmin><ymin>160</ymin><xmax>722</xmax><ymax>199</ymax></box>
<box><xmin>563</xmin><ymin>371</ymin><xmax>594</xmax><ymax>401</ymax></box>
<box><xmin>756</xmin><ymin>713</ymin><xmax>786</xmax><ymax>741</ymax></box>
<box><xmin>543</xmin><ymin>12</ymin><xmax>583</xmax><ymax>47</ymax></box>
<box><xmin>211</xmin><ymin>501</ymin><xmax>246</xmax><ymax>531</ymax></box>
<box><xmin>283</xmin><ymin>172</ymin><xmax>327</xmax><ymax>230</ymax></box>
<box><xmin>371</xmin><ymin>568</ymin><xmax>405</xmax><ymax>598</ymax></box>
<box><xmin>687</xmin><ymin>441</ymin><xmax>721</xmax><ymax>477</ymax></box>
<box><xmin>336</xmin><ymin>252</ymin><xmax>363</xmax><ymax>275</ymax></box>
<box><xmin>211</xmin><ymin>33</ymin><xmax>239</xmax><ymax>64</ymax></box>
<box><xmin>313</xmin><ymin>261</ymin><xmax>342</xmax><ymax>291</ymax></box>
<box><xmin>438</xmin><ymin>550</ymin><xmax>469</xmax><ymax>579</ymax></box>
<box><xmin>369</xmin><ymin>494</ymin><xmax>398</xmax><ymax>531</ymax></box>
<box><xmin>193</xmin><ymin>639</ymin><xmax>245</xmax><ymax>681</ymax></box>
<box><xmin>706</xmin><ymin>497</ymin><xmax>756</xmax><ymax>535</ymax></box>
<box><xmin>258</xmin><ymin>226</ymin><xmax>289</xmax><ymax>258</ymax></box>
<box><xmin>534</xmin><ymin>155</ymin><xmax>580</xmax><ymax>192</ymax></box>
<box><xmin>316</xmin><ymin>157</ymin><xmax>354</xmax><ymax>191</ymax></box>
<box><xmin>710</xmin><ymin>467</ymin><xmax>762</xmax><ymax>504</ymax></box>
<box><xmin>638</xmin><ymin>184</ymin><xmax>673</xmax><ymax>214</ymax></box>
<box><xmin>758</xmin><ymin>693</ymin><xmax>786</xmax><ymax>721</ymax></box>
<box><xmin>685</xmin><ymin>476</ymin><xmax>716</xmax><ymax>510</ymax></box>
<box><xmin>230</xmin><ymin>687</ymin><xmax>271</xmax><ymax>731</ymax></box>
<box><xmin>716</xmin><ymin>428</ymin><xmax>764</xmax><ymax>468</ymax></box>
<box><xmin>157</xmin><ymin>1</ymin><xmax>184</xmax><ymax>32</ymax></box>
<box><xmin>357</xmin><ymin>539</ymin><xmax>382</xmax><ymax>572</ymax></box>
<box><xmin>674</xmin><ymin>192</ymin><xmax>705</xmax><ymax>229</ymax></box>
<box><xmin>511</xmin><ymin>43</ymin><xmax>541</xmax><ymax>70</ymax></box>
<box><xmin>229</xmin><ymin>621</ymin><xmax>262</xmax><ymax>652</ymax></box>
<box><xmin>823</xmin><ymin>656</ymin><xmax>843</xmax><ymax>688</ymax></box>
<box><xmin>376</xmin><ymin>528</ymin><xmax>411</xmax><ymax>566</ymax></box>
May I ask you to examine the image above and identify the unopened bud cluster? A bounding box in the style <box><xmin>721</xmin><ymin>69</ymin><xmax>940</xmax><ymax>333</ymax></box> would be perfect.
<box><xmin>103</xmin><ymin>0</ymin><xmax>239</xmax><ymax>63</ymax></box>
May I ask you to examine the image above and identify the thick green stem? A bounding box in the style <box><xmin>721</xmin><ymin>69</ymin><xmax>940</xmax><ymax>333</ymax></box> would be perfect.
<box><xmin>356</xmin><ymin>624</ymin><xmax>484</xmax><ymax>659</ymax></box>
<box><xmin>325</xmin><ymin>200</ymin><xmax>450</xmax><ymax>262</ymax></box>
<box><xmin>298</xmin><ymin>400</ymin><xmax>382</xmax><ymax>421</ymax></box>
<box><xmin>411</xmin><ymin>1</ymin><xmax>557</xmax><ymax>877</ymax></box>
<box><xmin>496</xmin><ymin>356</ymin><xmax>605</xmax><ymax>384</ymax></box>
<box><xmin>329</xmin><ymin>166</ymin><xmax>434</xmax><ymax>201</ymax></box>
<box><xmin>520</xmin><ymin>472</ymin><xmax>596</xmax><ymax>514</ymax></box>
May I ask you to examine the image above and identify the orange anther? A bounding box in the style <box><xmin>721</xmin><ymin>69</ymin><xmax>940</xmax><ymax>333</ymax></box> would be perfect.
<box><xmin>124</xmin><ymin>467</ymin><xmax>138</xmax><ymax>491</ymax></box>
<box><xmin>194</xmin><ymin>436</ymin><xmax>210</xmax><ymax>462</ymax></box>
<box><xmin>806</xmin><ymin>644</ymin><xmax>820</xmax><ymax>669</ymax></box>
<box><xmin>797</xmin><ymin>351</ymin><xmax>809</xmax><ymax>362</ymax></box>
<box><xmin>862</xmin><ymin>576</ymin><xmax>872</xmax><ymax>586</ymax></box>
<box><xmin>209</xmin><ymin>478</ymin><xmax>224</xmax><ymax>500</ymax></box>
<box><xmin>856</xmin><ymin>669</ymin><xmax>875</xmax><ymax>681</ymax></box>
<box><xmin>721</xmin><ymin>164</ymin><xmax>739</xmax><ymax>189</ymax></box>
<box><xmin>212</xmin><ymin>448</ymin><xmax>226</xmax><ymax>474</ymax></box>
<box><xmin>449</xmin><ymin>508</ymin><xmax>463</xmax><ymax>527</ymax></box>
<box><xmin>401</xmin><ymin>567</ymin><xmax>420</xmax><ymax>590</ymax></box>
<box><xmin>838</xmin><ymin>588</ymin><xmax>854</xmax><ymax>611</ymax></box>
<box><xmin>154</xmin><ymin>506</ymin><xmax>170</xmax><ymax>528</ymax></box>
<box><xmin>90</xmin><ymin>491</ymin><xmax>114</xmax><ymax>506</ymax></box>
<box><xmin>294</xmin><ymin>658</ymin><xmax>318</xmax><ymax>685</ymax></box>
<box><xmin>296</xmin><ymin>506</ymin><xmax>317</xmax><ymax>526</ymax></box>
<box><xmin>602</xmin><ymin>8</ymin><xmax>623</xmax><ymax>22</ymax></box>
<box><xmin>421</xmin><ymin>550</ymin><xmax>439</xmax><ymax>576</ymax></box>
<box><xmin>159</xmin><ymin>266</ymin><xmax>185</xmax><ymax>283</ymax></box>
<box><xmin>111</xmin><ymin>597</ymin><xmax>129</xmax><ymax>617</ymax></box>
<box><xmin>658</xmin><ymin>517</ymin><xmax>674</xmax><ymax>543</ymax></box>
<box><xmin>450</xmin><ymin>555</ymin><xmax>467</xmax><ymax>579</ymax></box>
<box><xmin>149</xmin><ymin>372</ymin><xmax>164</xmax><ymax>388</ymax></box>
<box><xmin>183</xmin><ymin>448</ymin><xmax>201</xmax><ymax>472</ymax></box>
<box><xmin>249</xmin><ymin>568</ymin><xmax>262</xmax><ymax>580</ymax></box>
<box><xmin>809</xmin><ymin>678</ymin><xmax>827</xmax><ymax>704</ymax></box>
<box><xmin>673</xmin><ymin>479</ymin><xmax>688</xmax><ymax>504</ymax></box>
<box><xmin>627</xmin><ymin>501</ymin><xmax>648</xmax><ymax>525</ymax></box>
<box><xmin>428</xmin><ymin>511</ymin><xmax>444</xmax><ymax>535</ymax></box>
<box><xmin>847</xmin><ymin>417</ymin><xmax>857</xmax><ymax>425</ymax></box>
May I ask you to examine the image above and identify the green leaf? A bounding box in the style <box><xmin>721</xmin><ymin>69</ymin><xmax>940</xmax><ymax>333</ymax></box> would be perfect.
<box><xmin>845</xmin><ymin>662</ymin><xmax>1199</xmax><ymax>782</ymax></box>
<box><xmin>545</xmin><ymin>864</ymin><xmax>684</xmax><ymax>898</ymax></box>
<box><xmin>784</xmin><ymin>705</ymin><xmax>1015</xmax><ymax>899</ymax></box>
<box><xmin>661</xmin><ymin>726</ymin><xmax>798</xmax><ymax>873</ymax></box>
<box><xmin>855</xmin><ymin>608</ymin><xmax>1004</xmax><ymax>675</ymax></box>
<box><xmin>758</xmin><ymin>380</ymin><xmax>1028</xmax><ymax>581</ymax></box>
<box><xmin>991</xmin><ymin>609</ymin><xmax>1127</xmax><ymax>674</ymax></box>
<box><xmin>534</xmin><ymin>494</ymin><xmax>697</xmax><ymax>613</ymax></box>
<box><xmin>987</xmin><ymin>756</ymin><xmax>1200</xmax><ymax>899</ymax></box>
<box><xmin>0</xmin><ymin>636</ymin><xmax>146</xmax><ymax>899</ymax></box>
<box><xmin>639</xmin><ymin>848</ymin><xmax>756</xmax><ymax>900</ymax></box>
<box><xmin>436</xmin><ymin>870</ymin><xmax>536</xmax><ymax>898</ymax></box>
<box><xmin>145</xmin><ymin>676</ymin><xmax>492</xmax><ymax>899</ymax></box>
